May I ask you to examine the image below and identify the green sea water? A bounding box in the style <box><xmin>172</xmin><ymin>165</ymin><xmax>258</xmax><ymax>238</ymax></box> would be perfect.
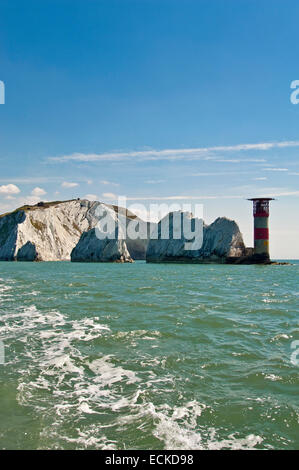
<box><xmin>0</xmin><ymin>260</ymin><xmax>298</xmax><ymax>450</ymax></box>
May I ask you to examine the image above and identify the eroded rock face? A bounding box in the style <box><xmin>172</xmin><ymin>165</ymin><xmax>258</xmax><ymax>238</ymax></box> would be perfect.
<box><xmin>16</xmin><ymin>241</ymin><xmax>38</xmax><ymax>261</ymax></box>
<box><xmin>146</xmin><ymin>212</ymin><xmax>246</xmax><ymax>263</ymax></box>
<box><xmin>0</xmin><ymin>210</ymin><xmax>25</xmax><ymax>261</ymax></box>
<box><xmin>71</xmin><ymin>228</ymin><xmax>132</xmax><ymax>263</ymax></box>
<box><xmin>201</xmin><ymin>217</ymin><xmax>246</xmax><ymax>259</ymax></box>
<box><xmin>71</xmin><ymin>206</ymin><xmax>133</xmax><ymax>263</ymax></box>
<box><xmin>0</xmin><ymin>200</ymin><xmax>150</xmax><ymax>261</ymax></box>
<box><xmin>124</xmin><ymin>218</ymin><xmax>153</xmax><ymax>260</ymax></box>
<box><xmin>0</xmin><ymin>200</ymin><xmax>94</xmax><ymax>261</ymax></box>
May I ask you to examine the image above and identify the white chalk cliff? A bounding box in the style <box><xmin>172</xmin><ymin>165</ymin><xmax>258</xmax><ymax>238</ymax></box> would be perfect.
<box><xmin>0</xmin><ymin>202</ymin><xmax>245</xmax><ymax>263</ymax></box>
<box><xmin>71</xmin><ymin>228</ymin><xmax>132</xmax><ymax>263</ymax></box>
<box><xmin>0</xmin><ymin>199</ymin><xmax>150</xmax><ymax>262</ymax></box>
<box><xmin>146</xmin><ymin>211</ymin><xmax>246</xmax><ymax>263</ymax></box>
<box><xmin>71</xmin><ymin>205</ymin><xmax>133</xmax><ymax>263</ymax></box>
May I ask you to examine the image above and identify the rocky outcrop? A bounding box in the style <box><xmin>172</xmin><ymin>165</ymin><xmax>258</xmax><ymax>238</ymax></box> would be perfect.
<box><xmin>16</xmin><ymin>241</ymin><xmax>39</xmax><ymax>261</ymax></box>
<box><xmin>0</xmin><ymin>201</ymin><xmax>246</xmax><ymax>263</ymax></box>
<box><xmin>146</xmin><ymin>212</ymin><xmax>246</xmax><ymax>263</ymax></box>
<box><xmin>124</xmin><ymin>220</ymin><xmax>153</xmax><ymax>260</ymax></box>
<box><xmin>71</xmin><ymin>228</ymin><xmax>132</xmax><ymax>263</ymax></box>
<box><xmin>0</xmin><ymin>199</ymin><xmax>94</xmax><ymax>261</ymax></box>
<box><xmin>71</xmin><ymin>205</ymin><xmax>133</xmax><ymax>262</ymax></box>
<box><xmin>0</xmin><ymin>199</ymin><xmax>151</xmax><ymax>262</ymax></box>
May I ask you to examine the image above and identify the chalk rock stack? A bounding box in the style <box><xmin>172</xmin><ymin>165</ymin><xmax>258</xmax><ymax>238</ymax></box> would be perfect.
<box><xmin>146</xmin><ymin>212</ymin><xmax>246</xmax><ymax>263</ymax></box>
<box><xmin>71</xmin><ymin>205</ymin><xmax>133</xmax><ymax>263</ymax></box>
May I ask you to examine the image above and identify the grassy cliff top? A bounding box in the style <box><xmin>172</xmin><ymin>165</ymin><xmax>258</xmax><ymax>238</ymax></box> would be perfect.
<box><xmin>0</xmin><ymin>199</ymin><xmax>139</xmax><ymax>221</ymax></box>
<box><xmin>0</xmin><ymin>199</ymin><xmax>77</xmax><ymax>219</ymax></box>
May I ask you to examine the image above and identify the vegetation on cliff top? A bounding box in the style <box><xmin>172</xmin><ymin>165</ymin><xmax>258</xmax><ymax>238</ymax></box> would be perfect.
<box><xmin>0</xmin><ymin>200</ymin><xmax>76</xmax><ymax>219</ymax></box>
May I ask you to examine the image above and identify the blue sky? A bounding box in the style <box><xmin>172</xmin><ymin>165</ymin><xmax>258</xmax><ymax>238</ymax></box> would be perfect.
<box><xmin>1</xmin><ymin>0</ymin><xmax>299</xmax><ymax>257</ymax></box>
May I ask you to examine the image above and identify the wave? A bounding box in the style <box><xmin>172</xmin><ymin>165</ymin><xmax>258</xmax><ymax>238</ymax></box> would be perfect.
<box><xmin>1</xmin><ymin>261</ymin><xmax>298</xmax><ymax>450</ymax></box>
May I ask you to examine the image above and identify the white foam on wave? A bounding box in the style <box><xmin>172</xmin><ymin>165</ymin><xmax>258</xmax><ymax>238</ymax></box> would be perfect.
<box><xmin>39</xmin><ymin>423</ymin><xmax>118</xmax><ymax>450</ymax></box>
<box><xmin>0</xmin><ymin>284</ymin><xmax>12</xmax><ymax>292</ymax></box>
<box><xmin>205</xmin><ymin>431</ymin><xmax>263</xmax><ymax>450</ymax></box>
<box><xmin>264</xmin><ymin>374</ymin><xmax>282</xmax><ymax>382</ymax></box>
<box><xmin>152</xmin><ymin>403</ymin><xmax>263</xmax><ymax>450</ymax></box>
<box><xmin>5</xmin><ymin>303</ymin><xmax>143</xmax><ymax>448</ymax></box>
<box><xmin>88</xmin><ymin>356</ymin><xmax>140</xmax><ymax>387</ymax></box>
<box><xmin>113</xmin><ymin>399</ymin><xmax>264</xmax><ymax>450</ymax></box>
<box><xmin>22</xmin><ymin>290</ymin><xmax>40</xmax><ymax>297</ymax></box>
<box><xmin>4</xmin><ymin>303</ymin><xmax>267</xmax><ymax>450</ymax></box>
<box><xmin>0</xmin><ymin>282</ymin><xmax>13</xmax><ymax>300</ymax></box>
<box><xmin>270</xmin><ymin>333</ymin><xmax>291</xmax><ymax>342</ymax></box>
<box><xmin>0</xmin><ymin>303</ymin><xmax>110</xmax><ymax>402</ymax></box>
<box><xmin>262</xmin><ymin>298</ymin><xmax>289</xmax><ymax>304</ymax></box>
<box><xmin>113</xmin><ymin>329</ymin><xmax>161</xmax><ymax>340</ymax></box>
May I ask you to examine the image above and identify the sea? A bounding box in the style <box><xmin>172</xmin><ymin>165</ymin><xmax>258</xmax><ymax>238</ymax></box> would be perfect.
<box><xmin>0</xmin><ymin>260</ymin><xmax>298</xmax><ymax>450</ymax></box>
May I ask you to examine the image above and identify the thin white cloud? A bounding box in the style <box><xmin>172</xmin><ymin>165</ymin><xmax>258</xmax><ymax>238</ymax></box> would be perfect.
<box><xmin>192</xmin><ymin>171</ymin><xmax>250</xmax><ymax>176</ymax></box>
<box><xmin>0</xmin><ymin>184</ymin><xmax>21</xmax><ymax>195</ymax></box>
<box><xmin>213</xmin><ymin>158</ymin><xmax>266</xmax><ymax>163</ymax></box>
<box><xmin>100</xmin><ymin>180</ymin><xmax>120</xmax><ymax>186</ymax></box>
<box><xmin>124</xmin><ymin>195</ymin><xmax>244</xmax><ymax>201</ymax></box>
<box><xmin>114</xmin><ymin>187</ymin><xmax>299</xmax><ymax>201</ymax></box>
<box><xmin>145</xmin><ymin>179</ymin><xmax>166</xmax><ymax>184</ymax></box>
<box><xmin>48</xmin><ymin>140</ymin><xmax>299</xmax><ymax>163</ymax></box>
<box><xmin>267</xmin><ymin>190</ymin><xmax>299</xmax><ymax>197</ymax></box>
<box><xmin>61</xmin><ymin>182</ymin><xmax>79</xmax><ymax>188</ymax></box>
<box><xmin>31</xmin><ymin>187</ymin><xmax>46</xmax><ymax>197</ymax></box>
<box><xmin>264</xmin><ymin>168</ymin><xmax>289</xmax><ymax>172</ymax></box>
<box><xmin>0</xmin><ymin>177</ymin><xmax>63</xmax><ymax>184</ymax></box>
<box><xmin>84</xmin><ymin>194</ymin><xmax>98</xmax><ymax>201</ymax></box>
<box><xmin>102</xmin><ymin>192</ymin><xmax>118</xmax><ymax>200</ymax></box>
<box><xmin>253</xmin><ymin>177</ymin><xmax>267</xmax><ymax>181</ymax></box>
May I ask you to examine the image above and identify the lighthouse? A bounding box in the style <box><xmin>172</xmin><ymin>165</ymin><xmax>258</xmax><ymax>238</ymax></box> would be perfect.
<box><xmin>248</xmin><ymin>198</ymin><xmax>274</xmax><ymax>261</ymax></box>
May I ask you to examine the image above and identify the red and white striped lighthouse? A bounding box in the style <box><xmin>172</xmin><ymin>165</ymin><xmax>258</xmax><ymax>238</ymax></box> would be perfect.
<box><xmin>248</xmin><ymin>198</ymin><xmax>274</xmax><ymax>260</ymax></box>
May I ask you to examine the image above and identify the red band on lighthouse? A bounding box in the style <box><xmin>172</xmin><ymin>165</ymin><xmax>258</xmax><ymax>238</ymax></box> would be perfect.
<box><xmin>254</xmin><ymin>227</ymin><xmax>269</xmax><ymax>240</ymax></box>
<box><xmin>254</xmin><ymin>210</ymin><xmax>269</xmax><ymax>218</ymax></box>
